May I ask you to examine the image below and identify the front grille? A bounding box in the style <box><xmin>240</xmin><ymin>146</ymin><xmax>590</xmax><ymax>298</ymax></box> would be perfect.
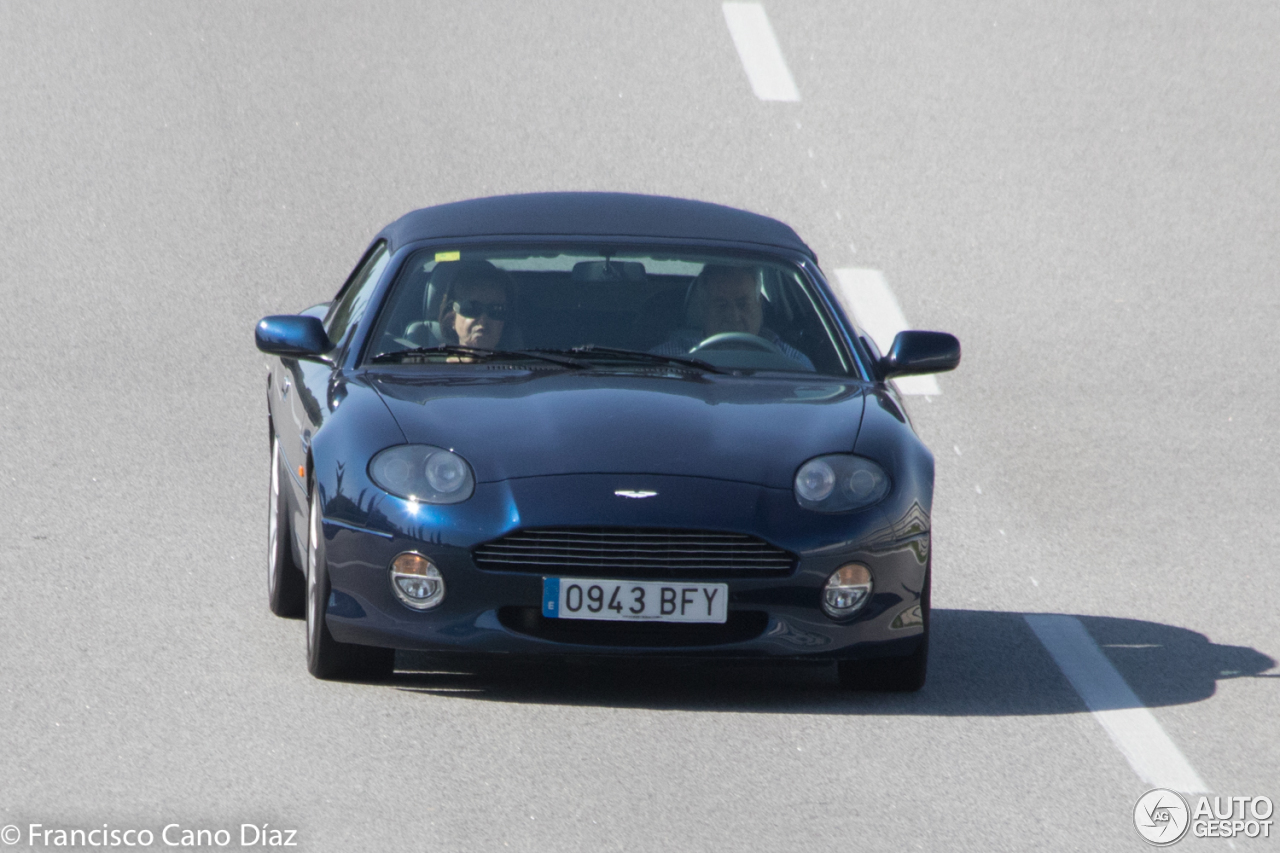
<box><xmin>473</xmin><ymin>527</ymin><xmax>795</xmax><ymax>579</ymax></box>
<box><xmin>497</xmin><ymin>607</ymin><xmax>770</xmax><ymax>647</ymax></box>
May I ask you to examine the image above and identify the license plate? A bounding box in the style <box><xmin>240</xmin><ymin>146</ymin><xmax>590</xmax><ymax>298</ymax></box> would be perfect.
<box><xmin>542</xmin><ymin>577</ymin><xmax>728</xmax><ymax>623</ymax></box>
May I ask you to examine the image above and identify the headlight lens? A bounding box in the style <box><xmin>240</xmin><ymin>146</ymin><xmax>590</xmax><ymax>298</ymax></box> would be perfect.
<box><xmin>369</xmin><ymin>445</ymin><xmax>475</xmax><ymax>504</ymax></box>
<box><xmin>425</xmin><ymin>451</ymin><xmax>468</xmax><ymax>493</ymax></box>
<box><xmin>795</xmin><ymin>458</ymin><xmax>836</xmax><ymax>502</ymax></box>
<box><xmin>794</xmin><ymin>455</ymin><xmax>890</xmax><ymax>512</ymax></box>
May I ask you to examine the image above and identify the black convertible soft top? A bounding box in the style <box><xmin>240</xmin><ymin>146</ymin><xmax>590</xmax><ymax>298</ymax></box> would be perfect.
<box><xmin>377</xmin><ymin>192</ymin><xmax>815</xmax><ymax>259</ymax></box>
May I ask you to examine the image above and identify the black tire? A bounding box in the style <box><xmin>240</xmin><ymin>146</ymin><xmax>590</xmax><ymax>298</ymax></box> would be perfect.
<box><xmin>268</xmin><ymin>434</ymin><xmax>306</xmax><ymax>618</ymax></box>
<box><xmin>305</xmin><ymin>483</ymin><xmax>395</xmax><ymax>681</ymax></box>
<box><xmin>837</xmin><ymin>560</ymin><xmax>930</xmax><ymax>692</ymax></box>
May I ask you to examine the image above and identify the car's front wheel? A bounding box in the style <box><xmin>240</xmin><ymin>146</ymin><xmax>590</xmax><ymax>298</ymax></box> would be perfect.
<box><xmin>837</xmin><ymin>561</ymin><xmax>929</xmax><ymax>692</ymax></box>
<box><xmin>267</xmin><ymin>434</ymin><xmax>306</xmax><ymax>618</ymax></box>
<box><xmin>305</xmin><ymin>483</ymin><xmax>395</xmax><ymax>681</ymax></box>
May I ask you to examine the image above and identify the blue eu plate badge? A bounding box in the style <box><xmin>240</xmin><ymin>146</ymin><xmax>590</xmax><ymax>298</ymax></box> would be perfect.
<box><xmin>542</xmin><ymin>577</ymin><xmax>561</xmax><ymax>618</ymax></box>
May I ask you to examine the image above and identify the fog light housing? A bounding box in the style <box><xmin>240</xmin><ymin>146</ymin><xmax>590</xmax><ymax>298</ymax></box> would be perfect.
<box><xmin>389</xmin><ymin>553</ymin><xmax>445</xmax><ymax>610</ymax></box>
<box><xmin>822</xmin><ymin>563</ymin><xmax>872</xmax><ymax>619</ymax></box>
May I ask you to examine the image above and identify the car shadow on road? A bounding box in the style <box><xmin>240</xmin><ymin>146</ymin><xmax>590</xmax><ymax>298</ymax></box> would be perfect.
<box><xmin>388</xmin><ymin>609</ymin><xmax>1275</xmax><ymax>715</ymax></box>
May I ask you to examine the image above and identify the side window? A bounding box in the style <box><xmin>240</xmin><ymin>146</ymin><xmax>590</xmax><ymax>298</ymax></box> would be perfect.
<box><xmin>325</xmin><ymin>242</ymin><xmax>390</xmax><ymax>349</ymax></box>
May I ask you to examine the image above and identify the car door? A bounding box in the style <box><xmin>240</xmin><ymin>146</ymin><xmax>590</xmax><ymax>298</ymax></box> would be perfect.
<box><xmin>278</xmin><ymin>241</ymin><xmax>391</xmax><ymax>542</ymax></box>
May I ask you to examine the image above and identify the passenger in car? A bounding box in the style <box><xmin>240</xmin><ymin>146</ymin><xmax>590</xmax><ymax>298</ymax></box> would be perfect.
<box><xmin>435</xmin><ymin>260</ymin><xmax>516</xmax><ymax>350</ymax></box>
<box><xmin>651</xmin><ymin>265</ymin><xmax>813</xmax><ymax>368</ymax></box>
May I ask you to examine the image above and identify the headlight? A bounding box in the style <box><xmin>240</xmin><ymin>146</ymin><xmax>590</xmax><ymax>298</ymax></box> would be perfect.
<box><xmin>389</xmin><ymin>553</ymin><xmax>446</xmax><ymax>610</ymax></box>
<box><xmin>369</xmin><ymin>445</ymin><xmax>475</xmax><ymax>504</ymax></box>
<box><xmin>794</xmin><ymin>454</ymin><xmax>890</xmax><ymax>512</ymax></box>
<box><xmin>822</xmin><ymin>563</ymin><xmax>873</xmax><ymax>618</ymax></box>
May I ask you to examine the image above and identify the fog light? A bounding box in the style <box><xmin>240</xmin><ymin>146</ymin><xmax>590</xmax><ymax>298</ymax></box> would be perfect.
<box><xmin>389</xmin><ymin>553</ymin><xmax>445</xmax><ymax>610</ymax></box>
<box><xmin>822</xmin><ymin>563</ymin><xmax>872</xmax><ymax>618</ymax></box>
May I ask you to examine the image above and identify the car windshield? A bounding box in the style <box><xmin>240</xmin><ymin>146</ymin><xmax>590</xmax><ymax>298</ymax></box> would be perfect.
<box><xmin>365</xmin><ymin>246</ymin><xmax>853</xmax><ymax>375</ymax></box>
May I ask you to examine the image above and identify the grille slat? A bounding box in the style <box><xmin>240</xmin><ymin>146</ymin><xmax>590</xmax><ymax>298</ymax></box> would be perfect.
<box><xmin>488</xmin><ymin>532</ymin><xmax>752</xmax><ymax>545</ymax></box>
<box><xmin>473</xmin><ymin>527</ymin><xmax>795</xmax><ymax>578</ymax></box>
<box><xmin>476</xmin><ymin>554</ymin><xmax>787</xmax><ymax>565</ymax></box>
<box><xmin>481</xmin><ymin>544</ymin><xmax>786</xmax><ymax>559</ymax></box>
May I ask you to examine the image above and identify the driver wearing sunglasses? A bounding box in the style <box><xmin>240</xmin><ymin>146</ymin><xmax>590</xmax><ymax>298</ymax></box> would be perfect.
<box><xmin>435</xmin><ymin>260</ymin><xmax>515</xmax><ymax>350</ymax></box>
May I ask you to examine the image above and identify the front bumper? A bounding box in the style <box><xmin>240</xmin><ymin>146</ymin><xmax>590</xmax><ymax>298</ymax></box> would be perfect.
<box><xmin>320</xmin><ymin>473</ymin><xmax>928</xmax><ymax>660</ymax></box>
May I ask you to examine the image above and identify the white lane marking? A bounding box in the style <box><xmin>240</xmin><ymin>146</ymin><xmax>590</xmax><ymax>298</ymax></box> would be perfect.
<box><xmin>1024</xmin><ymin>614</ymin><xmax>1209</xmax><ymax>793</ymax></box>
<box><xmin>722</xmin><ymin>3</ymin><xmax>800</xmax><ymax>102</ymax></box>
<box><xmin>832</xmin><ymin>268</ymin><xmax>941</xmax><ymax>395</ymax></box>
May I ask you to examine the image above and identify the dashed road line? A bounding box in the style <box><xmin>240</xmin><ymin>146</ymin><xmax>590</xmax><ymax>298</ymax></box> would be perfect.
<box><xmin>1025</xmin><ymin>614</ymin><xmax>1209</xmax><ymax>793</ymax></box>
<box><xmin>726</xmin><ymin>25</ymin><xmax>1203</xmax><ymax>795</ymax></box>
<box><xmin>722</xmin><ymin>2</ymin><xmax>800</xmax><ymax>102</ymax></box>
<box><xmin>832</xmin><ymin>268</ymin><xmax>941</xmax><ymax>395</ymax></box>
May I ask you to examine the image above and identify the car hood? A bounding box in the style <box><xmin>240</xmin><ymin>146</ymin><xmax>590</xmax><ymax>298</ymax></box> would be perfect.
<box><xmin>367</xmin><ymin>370</ymin><xmax>866</xmax><ymax>488</ymax></box>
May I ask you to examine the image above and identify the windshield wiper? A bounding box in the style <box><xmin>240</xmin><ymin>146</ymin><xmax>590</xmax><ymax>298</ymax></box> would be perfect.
<box><xmin>526</xmin><ymin>345</ymin><xmax>727</xmax><ymax>374</ymax></box>
<box><xmin>371</xmin><ymin>345</ymin><xmax>587</xmax><ymax>369</ymax></box>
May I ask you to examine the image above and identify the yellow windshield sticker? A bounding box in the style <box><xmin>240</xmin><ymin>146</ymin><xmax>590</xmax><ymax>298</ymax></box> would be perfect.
<box><xmin>435</xmin><ymin>250</ymin><xmax>460</xmax><ymax>262</ymax></box>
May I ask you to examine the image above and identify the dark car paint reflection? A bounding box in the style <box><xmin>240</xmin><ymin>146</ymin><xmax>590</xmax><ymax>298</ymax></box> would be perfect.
<box><xmin>283</xmin><ymin>357</ymin><xmax>325</xmax><ymax>424</ymax></box>
<box><xmin>367</xmin><ymin>370</ymin><xmax>863</xmax><ymax>408</ymax></box>
<box><xmin>366</xmin><ymin>371</ymin><xmax>869</xmax><ymax>488</ymax></box>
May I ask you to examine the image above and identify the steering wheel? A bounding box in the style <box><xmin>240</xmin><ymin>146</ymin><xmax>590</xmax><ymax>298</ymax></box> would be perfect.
<box><xmin>689</xmin><ymin>332</ymin><xmax>784</xmax><ymax>355</ymax></box>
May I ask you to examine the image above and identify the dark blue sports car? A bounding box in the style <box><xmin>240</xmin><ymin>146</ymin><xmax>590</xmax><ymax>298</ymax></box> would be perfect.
<box><xmin>256</xmin><ymin>192</ymin><xmax>959</xmax><ymax>689</ymax></box>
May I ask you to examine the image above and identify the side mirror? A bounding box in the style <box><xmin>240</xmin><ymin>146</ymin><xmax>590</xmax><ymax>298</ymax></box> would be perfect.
<box><xmin>255</xmin><ymin>315</ymin><xmax>332</xmax><ymax>359</ymax></box>
<box><xmin>881</xmin><ymin>331</ymin><xmax>960</xmax><ymax>379</ymax></box>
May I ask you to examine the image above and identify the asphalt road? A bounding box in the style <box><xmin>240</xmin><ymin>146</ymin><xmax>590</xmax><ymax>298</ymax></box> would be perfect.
<box><xmin>1</xmin><ymin>2</ymin><xmax>1276</xmax><ymax>851</ymax></box>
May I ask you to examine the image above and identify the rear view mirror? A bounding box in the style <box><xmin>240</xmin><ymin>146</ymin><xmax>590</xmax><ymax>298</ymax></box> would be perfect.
<box><xmin>571</xmin><ymin>260</ymin><xmax>647</xmax><ymax>283</ymax></box>
<box><xmin>881</xmin><ymin>331</ymin><xmax>960</xmax><ymax>379</ymax></box>
<box><xmin>255</xmin><ymin>315</ymin><xmax>332</xmax><ymax>360</ymax></box>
